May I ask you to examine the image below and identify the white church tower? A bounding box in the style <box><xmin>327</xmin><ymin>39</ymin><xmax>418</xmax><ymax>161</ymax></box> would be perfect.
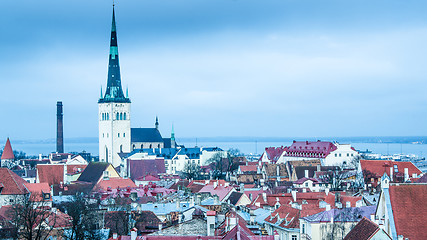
<box><xmin>98</xmin><ymin>6</ymin><xmax>131</xmax><ymax>168</ymax></box>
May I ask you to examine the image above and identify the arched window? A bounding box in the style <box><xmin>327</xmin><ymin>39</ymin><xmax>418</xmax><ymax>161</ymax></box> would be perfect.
<box><xmin>123</xmin><ymin>133</ymin><xmax>125</xmax><ymax>137</ymax></box>
<box><xmin>124</xmin><ymin>113</ymin><xmax>127</xmax><ymax>120</ymax></box>
<box><xmin>106</xmin><ymin>113</ymin><xmax>109</xmax><ymax>120</ymax></box>
<box><xmin>105</xmin><ymin>147</ymin><xmax>109</xmax><ymax>162</ymax></box>
<box><xmin>120</xmin><ymin>145</ymin><xmax>123</xmax><ymax>153</ymax></box>
<box><xmin>149</xmin><ymin>144</ymin><xmax>152</xmax><ymax>148</ymax></box>
<box><xmin>120</xmin><ymin>113</ymin><xmax>123</xmax><ymax>120</ymax></box>
<box><xmin>118</xmin><ymin>133</ymin><xmax>120</xmax><ymax>138</ymax></box>
<box><xmin>141</xmin><ymin>144</ymin><xmax>143</xmax><ymax>149</ymax></box>
<box><xmin>116</xmin><ymin>113</ymin><xmax>119</xmax><ymax>120</ymax></box>
<box><xmin>132</xmin><ymin>144</ymin><xmax>135</xmax><ymax>150</ymax></box>
<box><xmin>158</xmin><ymin>144</ymin><xmax>160</xmax><ymax>148</ymax></box>
<box><xmin>102</xmin><ymin>113</ymin><xmax>104</xmax><ymax>120</ymax></box>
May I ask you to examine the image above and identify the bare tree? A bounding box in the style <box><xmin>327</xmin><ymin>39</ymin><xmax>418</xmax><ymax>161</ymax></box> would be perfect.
<box><xmin>207</xmin><ymin>152</ymin><xmax>225</xmax><ymax>179</ymax></box>
<box><xmin>182</xmin><ymin>161</ymin><xmax>202</xmax><ymax>180</ymax></box>
<box><xmin>105</xmin><ymin>196</ymin><xmax>131</xmax><ymax>236</ymax></box>
<box><xmin>318</xmin><ymin>168</ymin><xmax>346</xmax><ymax>191</ymax></box>
<box><xmin>60</xmin><ymin>193</ymin><xmax>103</xmax><ymax>240</ymax></box>
<box><xmin>8</xmin><ymin>195</ymin><xmax>58</xmax><ymax>240</ymax></box>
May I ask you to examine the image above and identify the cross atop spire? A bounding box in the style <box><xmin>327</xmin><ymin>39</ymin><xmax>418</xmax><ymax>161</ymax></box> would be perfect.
<box><xmin>99</xmin><ymin>5</ymin><xmax>130</xmax><ymax>103</ymax></box>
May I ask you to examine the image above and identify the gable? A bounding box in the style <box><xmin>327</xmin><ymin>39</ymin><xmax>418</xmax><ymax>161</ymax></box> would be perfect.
<box><xmin>77</xmin><ymin>162</ymin><xmax>112</xmax><ymax>183</ymax></box>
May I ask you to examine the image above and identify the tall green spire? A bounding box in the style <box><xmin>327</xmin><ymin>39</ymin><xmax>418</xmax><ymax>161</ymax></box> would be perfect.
<box><xmin>99</xmin><ymin>5</ymin><xmax>130</xmax><ymax>103</ymax></box>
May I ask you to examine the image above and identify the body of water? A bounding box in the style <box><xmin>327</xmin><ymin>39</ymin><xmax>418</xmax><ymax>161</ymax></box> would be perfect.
<box><xmin>10</xmin><ymin>139</ymin><xmax>427</xmax><ymax>159</ymax></box>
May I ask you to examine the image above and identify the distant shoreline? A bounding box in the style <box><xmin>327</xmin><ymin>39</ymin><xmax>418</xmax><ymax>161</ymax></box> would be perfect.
<box><xmin>8</xmin><ymin>136</ymin><xmax>427</xmax><ymax>145</ymax></box>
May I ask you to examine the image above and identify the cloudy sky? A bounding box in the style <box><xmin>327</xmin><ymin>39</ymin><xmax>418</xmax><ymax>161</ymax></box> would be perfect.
<box><xmin>1</xmin><ymin>0</ymin><xmax>427</xmax><ymax>141</ymax></box>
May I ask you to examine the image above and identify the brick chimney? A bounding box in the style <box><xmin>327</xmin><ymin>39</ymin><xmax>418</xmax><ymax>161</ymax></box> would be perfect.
<box><xmin>56</xmin><ymin>101</ymin><xmax>64</xmax><ymax>153</ymax></box>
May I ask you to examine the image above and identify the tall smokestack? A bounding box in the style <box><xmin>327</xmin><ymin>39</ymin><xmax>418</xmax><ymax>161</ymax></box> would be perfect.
<box><xmin>56</xmin><ymin>101</ymin><xmax>64</xmax><ymax>153</ymax></box>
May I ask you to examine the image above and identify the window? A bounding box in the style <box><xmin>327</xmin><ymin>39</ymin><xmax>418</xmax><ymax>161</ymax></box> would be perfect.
<box><xmin>116</xmin><ymin>113</ymin><xmax>119</xmax><ymax>120</ymax></box>
<box><xmin>302</xmin><ymin>223</ymin><xmax>305</xmax><ymax>234</ymax></box>
<box><xmin>305</xmin><ymin>182</ymin><xmax>309</xmax><ymax>187</ymax></box>
<box><xmin>347</xmin><ymin>153</ymin><xmax>349</xmax><ymax>157</ymax></box>
<box><xmin>123</xmin><ymin>133</ymin><xmax>125</xmax><ymax>137</ymax></box>
<box><xmin>291</xmin><ymin>235</ymin><xmax>297</xmax><ymax>240</ymax></box>
<box><xmin>339</xmin><ymin>153</ymin><xmax>342</xmax><ymax>157</ymax></box>
<box><xmin>335</xmin><ymin>153</ymin><xmax>337</xmax><ymax>157</ymax></box>
<box><xmin>118</xmin><ymin>133</ymin><xmax>120</xmax><ymax>137</ymax></box>
<box><xmin>103</xmin><ymin>171</ymin><xmax>109</xmax><ymax>180</ymax></box>
<box><xmin>120</xmin><ymin>113</ymin><xmax>123</xmax><ymax>120</ymax></box>
<box><xmin>124</xmin><ymin>113</ymin><xmax>126</xmax><ymax>120</ymax></box>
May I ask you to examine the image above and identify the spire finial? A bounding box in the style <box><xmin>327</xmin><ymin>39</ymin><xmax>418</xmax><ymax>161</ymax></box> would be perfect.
<box><xmin>171</xmin><ymin>124</ymin><xmax>175</xmax><ymax>140</ymax></box>
<box><xmin>155</xmin><ymin>116</ymin><xmax>159</xmax><ymax>129</ymax></box>
<box><xmin>113</xmin><ymin>0</ymin><xmax>115</xmax><ymax>7</ymax></box>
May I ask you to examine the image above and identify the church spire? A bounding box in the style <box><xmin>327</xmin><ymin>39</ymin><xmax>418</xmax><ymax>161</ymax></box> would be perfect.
<box><xmin>155</xmin><ymin>116</ymin><xmax>159</xmax><ymax>129</ymax></box>
<box><xmin>99</xmin><ymin>5</ymin><xmax>130</xmax><ymax>103</ymax></box>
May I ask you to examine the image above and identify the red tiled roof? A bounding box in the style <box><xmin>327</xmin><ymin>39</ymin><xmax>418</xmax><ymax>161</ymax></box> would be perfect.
<box><xmin>389</xmin><ymin>184</ymin><xmax>427</xmax><ymax>240</ymax></box>
<box><xmin>239</xmin><ymin>165</ymin><xmax>258</xmax><ymax>173</ymax></box>
<box><xmin>343</xmin><ymin>217</ymin><xmax>382</xmax><ymax>240</ymax></box>
<box><xmin>198</xmin><ymin>184</ymin><xmax>234</xmax><ymax>201</ymax></box>
<box><xmin>66</xmin><ymin>165</ymin><xmax>87</xmax><ymax>175</ymax></box>
<box><xmin>1</xmin><ymin>138</ymin><xmax>14</xmax><ymax>160</ymax></box>
<box><xmin>262</xmin><ymin>147</ymin><xmax>287</xmax><ymax>162</ymax></box>
<box><xmin>93</xmin><ymin>178</ymin><xmax>137</xmax><ymax>192</ymax></box>
<box><xmin>136</xmin><ymin>174</ymin><xmax>161</xmax><ymax>182</ymax></box>
<box><xmin>360</xmin><ymin>160</ymin><xmax>422</xmax><ymax>178</ymax></box>
<box><xmin>25</xmin><ymin>183</ymin><xmax>51</xmax><ymax>201</ymax></box>
<box><xmin>127</xmin><ymin>159</ymin><xmax>166</xmax><ymax>181</ymax></box>
<box><xmin>0</xmin><ymin>168</ymin><xmax>28</xmax><ymax>195</ymax></box>
<box><xmin>37</xmin><ymin>164</ymin><xmax>64</xmax><ymax>186</ymax></box>
<box><xmin>265</xmin><ymin>205</ymin><xmax>301</xmax><ymax>229</ymax></box>
<box><xmin>285</xmin><ymin>141</ymin><xmax>337</xmax><ymax>158</ymax></box>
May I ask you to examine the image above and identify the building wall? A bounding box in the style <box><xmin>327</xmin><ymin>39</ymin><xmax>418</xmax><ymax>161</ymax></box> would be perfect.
<box><xmin>301</xmin><ymin>220</ymin><xmax>357</xmax><ymax>240</ymax></box>
<box><xmin>265</xmin><ymin>223</ymin><xmax>300</xmax><ymax>240</ymax></box>
<box><xmin>323</xmin><ymin>144</ymin><xmax>358</xmax><ymax>166</ymax></box>
<box><xmin>99</xmin><ymin>102</ymin><xmax>131</xmax><ymax>168</ymax></box>
<box><xmin>131</xmin><ymin>141</ymin><xmax>164</xmax><ymax>150</ymax></box>
<box><xmin>0</xmin><ymin>194</ymin><xmax>26</xmax><ymax>208</ymax></box>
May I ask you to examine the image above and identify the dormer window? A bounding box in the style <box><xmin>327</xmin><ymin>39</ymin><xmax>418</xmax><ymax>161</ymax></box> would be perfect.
<box><xmin>43</xmin><ymin>193</ymin><xmax>51</xmax><ymax>200</ymax></box>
